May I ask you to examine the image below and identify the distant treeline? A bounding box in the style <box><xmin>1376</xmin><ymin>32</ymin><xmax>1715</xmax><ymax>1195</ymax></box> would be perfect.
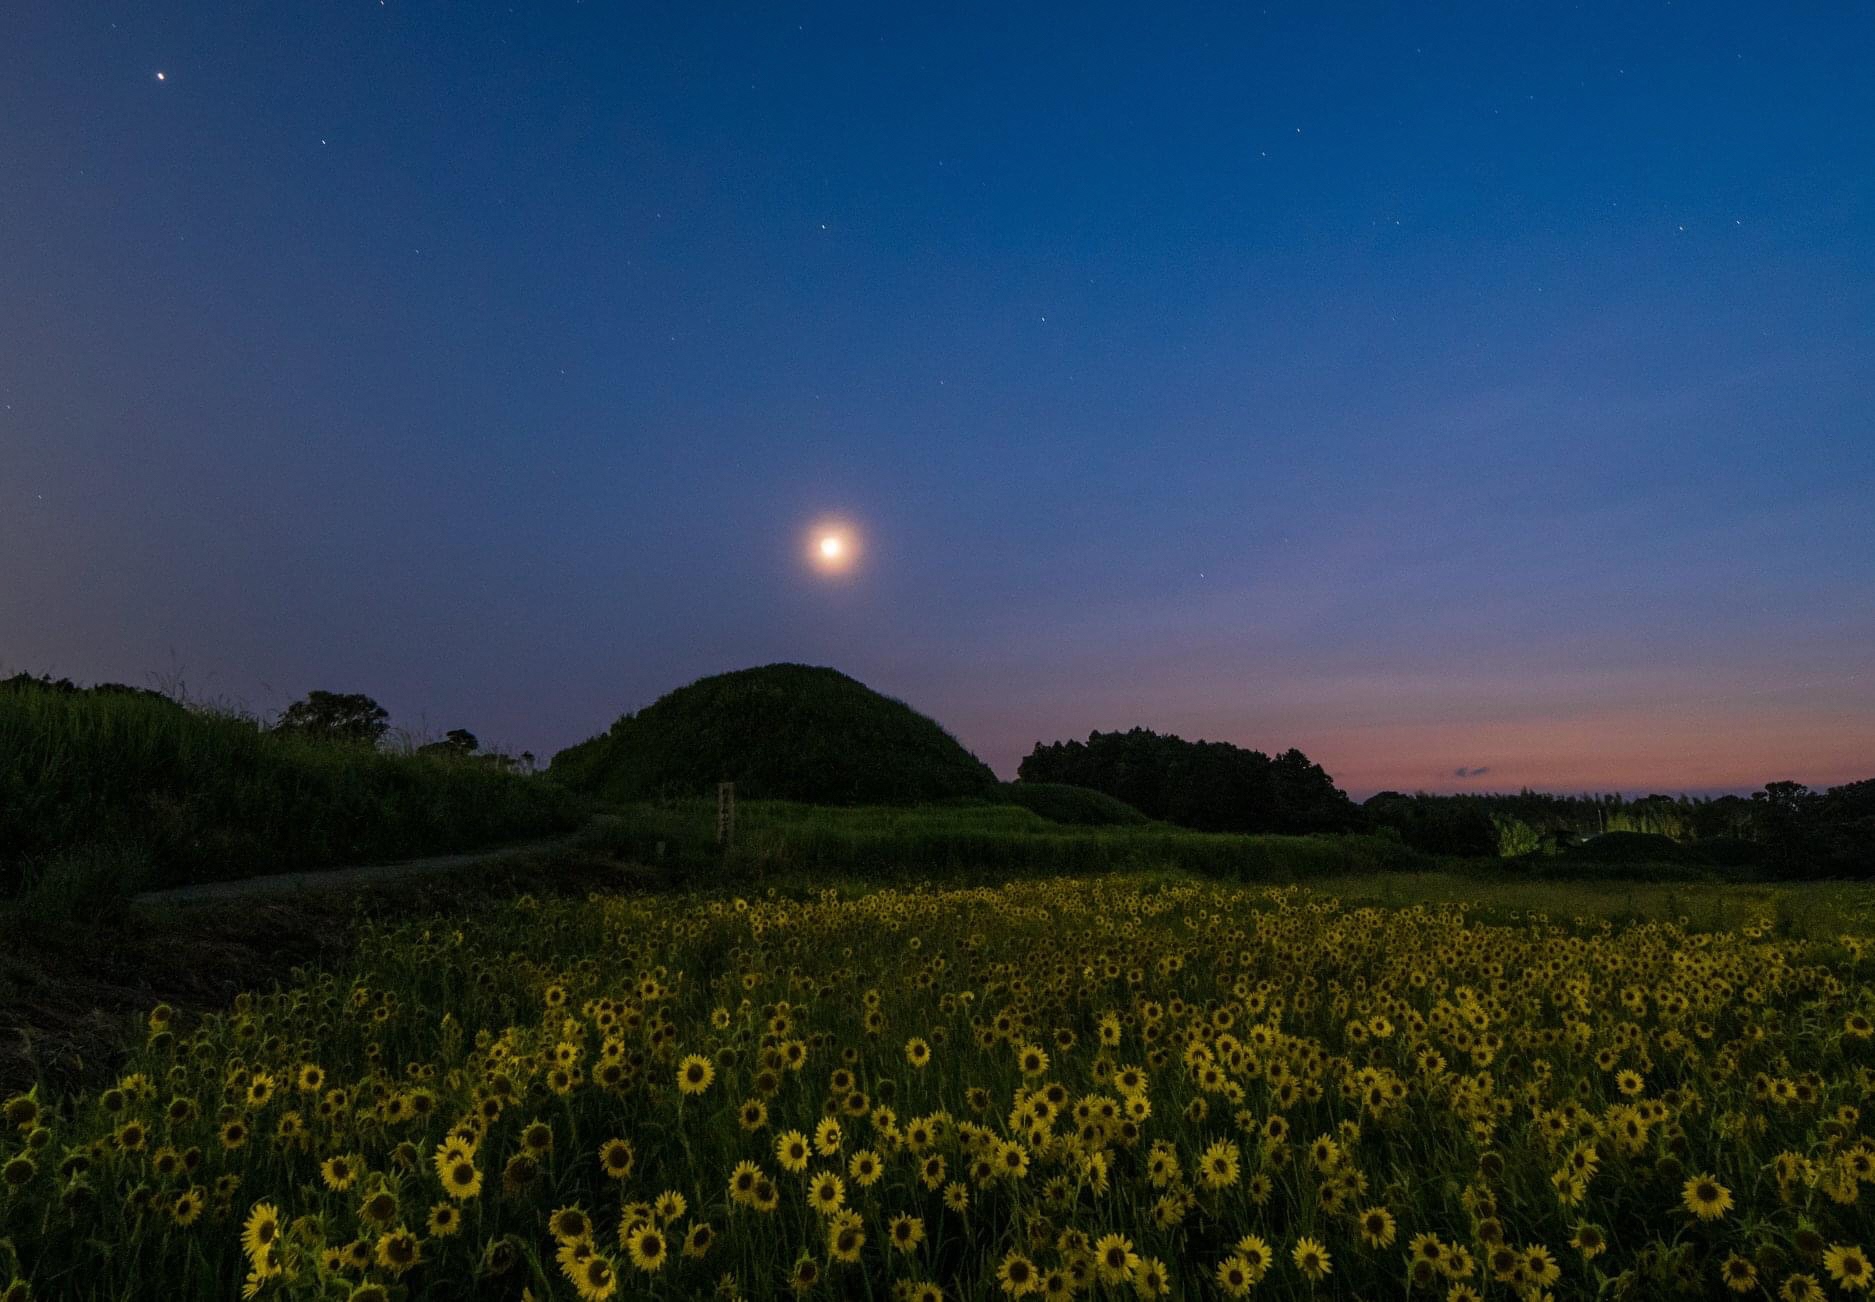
<box><xmin>1363</xmin><ymin>782</ymin><xmax>1875</xmax><ymax>876</ymax></box>
<box><xmin>1362</xmin><ymin>789</ymin><xmax>1754</xmax><ymax>857</ymax></box>
<box><xmin>1017</xmin><ymin>725</ymin><xmax>1872</xmax><ymax>878</ymax></box>
<box><xmin>1017</xmin><ymin>728</ymin><xmax>1365</xmax><ymax>834</ymax></box>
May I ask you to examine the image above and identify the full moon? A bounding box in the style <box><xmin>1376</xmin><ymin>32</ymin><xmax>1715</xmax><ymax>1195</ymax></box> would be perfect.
<box><xmin>807</xmin><ymin>519</ymin><xmax>860</xmax><ymax>574</ymax></box>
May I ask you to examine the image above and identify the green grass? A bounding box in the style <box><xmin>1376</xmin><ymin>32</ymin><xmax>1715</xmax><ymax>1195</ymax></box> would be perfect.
<box><xmin>586</xmin><ymin>797</ymin><xmax>1420</xmax><ymax>883</ymax></box>
<box><xmin>0</xmin><ymin>684</ymin><xmax>585</xmax><ymax>895</ymax></box>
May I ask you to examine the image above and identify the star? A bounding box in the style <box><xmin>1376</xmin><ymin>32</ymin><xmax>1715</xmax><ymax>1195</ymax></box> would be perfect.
<box><xmin>154</xmin><ymin>71</ymin><xmax>166</xmax><ymax>81</ymax></box>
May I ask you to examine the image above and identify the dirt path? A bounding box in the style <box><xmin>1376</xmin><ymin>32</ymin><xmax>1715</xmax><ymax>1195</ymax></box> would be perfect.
<box><xmin>135</xmin><ymin>822</ymin><xmax>603</xmax><ymax>905</ymax></box>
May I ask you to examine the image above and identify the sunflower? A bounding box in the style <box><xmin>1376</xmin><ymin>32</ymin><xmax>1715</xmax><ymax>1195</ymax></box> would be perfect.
<box><xmin>890</xmin><ymin>1213</ymin><xmax>926</xmax><ymax>1254</ymax></box>
<box><xmin>438</xmin><ymin>1151</ymin><xmax>482</xmax><ymax>1200</ymax></box>
<box><xmin>677</xmin><ymin>1054</ymin><xmax>716</xmax><ymax>1095</ymax></box>
<box><xmin>809</xmin><ymin>1170</ymin><xmax>846</xmax><ymax>1215</ymax></box>
<box><xmin>997</xmin><ymin>1252</ymin><xmax>1039</xmax><ymax>1296</ymax></box>
<box><xmin>739</xmin><ymin>1098</ymin><xmax>769</xmax><ymax>1131</ymax></box>
<box><xmin>1292</xmin><ymin>1236</ymin><xmax>1332</xmax><ymax>1281</ymax></box>
<box><xmin>1199</xmin><ymin>1138</ymin><xmax>1240</xmax><ymax>1190</ymax></box>
<box><xmin>1234</xmin><ymin>1234</ymin><xmax>1273</xmax><ymax>1281</ymax></box>
<box><xmin>598</xmin><ymin>1137</ymin><xmax>635</xmax><ymax>1180</ymax></box>
<box><xmin>321</xmin><ymin>1153</ymin><xmax>360</xmax><ymax>1192</ymax></box>
<box><xmin>683</xmin><ymin>1221</ymin><xmax>714</xmax><ymax>1259</ymax></box>
<box><xmin>828</xmin><ymin>1209</ymin><xmax>865</xmax><ymax>1263</ymax></box>
<box><xmin>521</xmin><ymin>1120</ymin><xmax>555</xmax><ymax>1157</ymax></box>
<box><xmin>1216</xmin><ymin>1256</ymin><xmax>1253</xmax><ymax>1297</ymax></box>
<box><xmin>240</xmin><ymin>1201</ymin><xmax>281</xmax><ymax>1263</ymax></box>
<box><xmin>374</xmin><ymin>1226</ymin><xmax>421</xmax><ymax>1275</ymax></box>
<box><xmin>551</xmin><ymin>1204</ymin><xmax>595</xmax><ymax>1245</ymax></box>
<box><xmin>1570</xmin><ymin>1222</ymin><xmax>1607</xmax><ymax>1260</ymax></box>
<box><xmin>172</xmin><ymin>1186</ymin><xmax>205</xmax><ymax>1226</ymax></box>
<box><xmin>1721</xmin><ymin>1254</ymin><xmax>1759</xmax><ymax>1294</ymax></box>
<box><xmin>849</xmin><ymin>1148</ymin><xmax>884</xmax><ymax>1186</ymax></box>
<box><xmin>906</xmin><ymin>1037</ymin><xmax>932</xmax><ymax>1068</ymax></box>
<box><xmin>1094</xmin><ymin>1233</ymin><xmax>1139</xmax><ymax>1284</ymax></box>
<box><xmin>571</xmin><ymin>1251</ymin><xmax>619</xmax><ymax>1300</ymax></box>
<box><xmin>776</xmin><ymin>1130</ymin><xmax>811</xmax><ymax>1172</ymax></box>
<box><xmin>1358</xmin><ymin>1205</ymin><xmax>1397</xmax><ymax>1249</ymax></box>
<box><xmin>626</xmin><ymin>1223</ymin><xmax>669</xmax><ymax>1273</ymax></box>
<box><xmin>1682</xmin><ymin>1173</ymin><xmax>1734</xmax><ymax>1221</ymax></box>
<box><xmin>1823</xmin><ymin>1244</ymin><xmax>1871</xmax><ymax>1292</ymax></box>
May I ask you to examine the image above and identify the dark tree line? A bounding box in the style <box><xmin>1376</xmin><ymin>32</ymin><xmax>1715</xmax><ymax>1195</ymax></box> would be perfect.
<box><xmin>1017</xmin><ymin>728</ymin><xmax>1364</xmax><ymax>834</ymax></box>
<box><xmin>1016</xmin><ymin>723</ymin><xmax>1872</xmax><ymax>876</ymax></box>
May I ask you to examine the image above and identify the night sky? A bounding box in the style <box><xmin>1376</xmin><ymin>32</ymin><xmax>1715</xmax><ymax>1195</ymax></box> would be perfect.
<box><xmin>4</xmin><ymin>4</ymin><xmax>1871</xmax><ymax>798</ymax></box>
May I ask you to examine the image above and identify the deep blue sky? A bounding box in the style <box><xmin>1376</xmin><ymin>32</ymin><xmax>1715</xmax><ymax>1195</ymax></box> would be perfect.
<box><xmin>4</xmin><ymin>3</ymin><xmax>1871</xmax><ymax>796</ymax></box>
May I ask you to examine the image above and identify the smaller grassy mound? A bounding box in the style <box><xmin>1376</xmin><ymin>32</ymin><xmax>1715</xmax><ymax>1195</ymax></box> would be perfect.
<box><xmin>1001</xmin><ymin>781</ymin><xmax>1150</xmax><ymax>826</ymax></box>
<box><xmin>551</xmin><ymin>664</ymin><xmax>999</xmax><ymax>804</ymax></box>
<box><xmin>0</xmin><ymin>681</ymin><xmax>584</xmax><ymax>894</ymax></box>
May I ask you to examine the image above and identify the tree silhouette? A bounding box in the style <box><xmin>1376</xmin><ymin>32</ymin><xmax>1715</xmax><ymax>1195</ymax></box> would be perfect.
<box><xmin>274</xmin><ymin>691</ymin><xmax>389</xmax><ymax>746</ymax></box>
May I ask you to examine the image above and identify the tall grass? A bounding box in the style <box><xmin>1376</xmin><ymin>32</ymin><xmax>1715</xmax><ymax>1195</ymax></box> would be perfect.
<box><xmin>0</xmin><ymin>686</ymin><xmax>585</xmax><ymax>893</ymax></box>
<box><xmin>587</xmin><ymin>798</ymin><xmax>1420</xmax><ymax>883</ymax></box>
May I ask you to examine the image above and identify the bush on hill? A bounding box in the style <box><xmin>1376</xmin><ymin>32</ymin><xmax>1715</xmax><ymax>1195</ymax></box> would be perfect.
<box><xmin>549</xmin><ymin>664</ymin><xmax>999</xmax><ymax>805</ymax></box>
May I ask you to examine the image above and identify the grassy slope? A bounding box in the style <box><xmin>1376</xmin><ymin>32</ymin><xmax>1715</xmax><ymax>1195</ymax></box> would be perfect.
<box><xmin>0</xmin><ymin>685</ymin><xmax>585</xmax><ymax>893</ymax></box>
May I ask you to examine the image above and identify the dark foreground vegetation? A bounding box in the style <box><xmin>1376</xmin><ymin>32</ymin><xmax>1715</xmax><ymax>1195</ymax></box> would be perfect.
<box><xmin>0</xmin><ymin>674</ymin><xmax>583</xmax><ymax>897</ymax></box>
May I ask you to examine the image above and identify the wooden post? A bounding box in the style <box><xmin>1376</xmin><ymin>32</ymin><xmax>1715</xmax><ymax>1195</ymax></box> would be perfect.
<box><xmin>716</xmin><ymin>781</ymin><xmax>736</xmax><ymax>849</ymax></box>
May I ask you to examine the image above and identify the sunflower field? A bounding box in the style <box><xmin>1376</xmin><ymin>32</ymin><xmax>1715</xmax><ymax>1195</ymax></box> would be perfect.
<box><xmin>4</xmin><ymin>875</ymin><xmax>1875</xmax><ymax>1300</ymax></box>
